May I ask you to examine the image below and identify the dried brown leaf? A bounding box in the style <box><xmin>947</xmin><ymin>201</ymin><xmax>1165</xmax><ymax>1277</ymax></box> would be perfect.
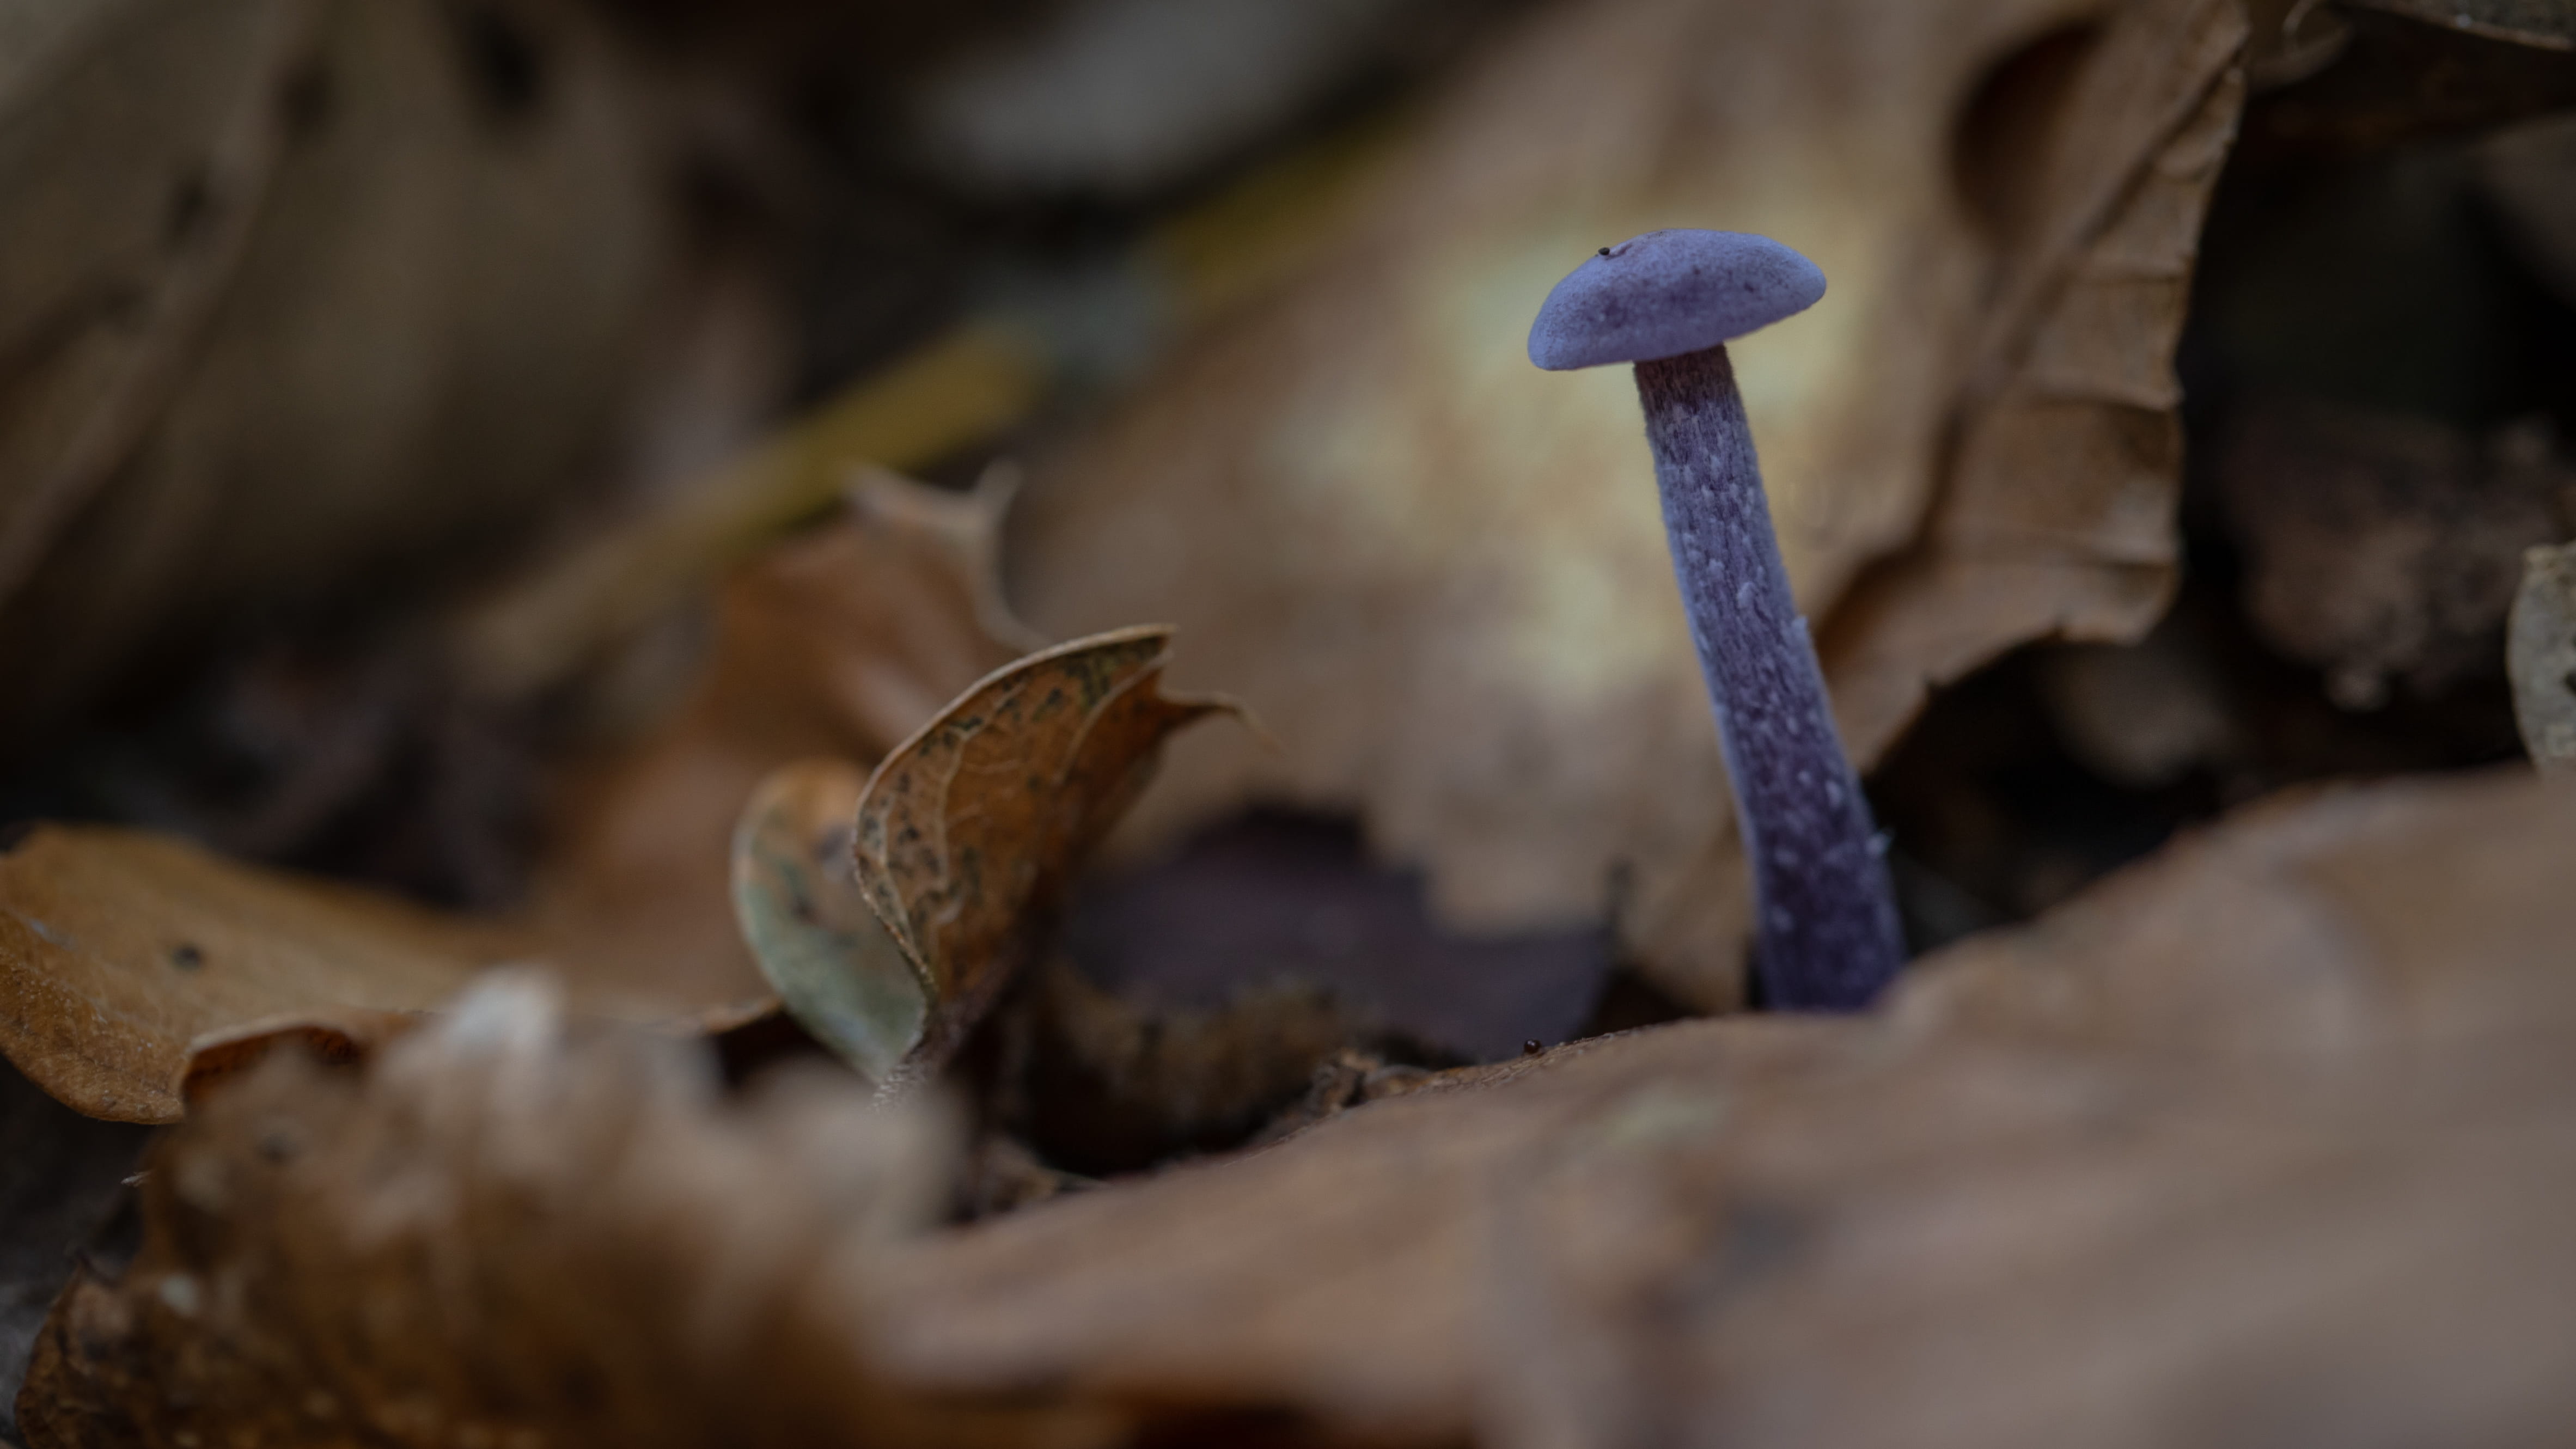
<box><xmin>0</xmin><ymin>826</ymin><xmax>527</xmax><ymax>1123</ymax></box>
<box><xmin>1009</xmin><ymin>0</ymin><xmax>2245</xmax><ymax>1008</ymax></box>
<box><xmin>15</xmin><ymin>974</ymin><xmax>1106</xmax><ymax>1449</ymax></box>
<box><xmin>534</xmin><ymin>469</ymin><xmax>1040</xmax><ymax>1014</ymax></box>
<box><xmin>853</xmin><ymin>627</ymin><xmax>1237</xmax><ymax>1095</ymax></box>
<box><xmin>874</xmin><ymin>768</ymin><xmax>2576</xmax><ymax>1446</ymax></box>
<box><xmin>1820</xmin><ymin>0</ymin><xmax>2245</xmax><ymax>760</ymax></box>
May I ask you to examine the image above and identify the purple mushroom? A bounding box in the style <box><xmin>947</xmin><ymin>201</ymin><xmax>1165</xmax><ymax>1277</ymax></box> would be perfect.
<box><xmin>1530</xmin><ymin>228</ymin><xmax>1903</xmax><ymax>1011</ymax></box>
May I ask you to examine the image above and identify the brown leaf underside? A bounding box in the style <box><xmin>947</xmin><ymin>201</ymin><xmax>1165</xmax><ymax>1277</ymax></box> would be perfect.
<box><xmin>853</xmin><ymin>627</ymin><xmax>1236</xmax><ymax>1093</ymax></box>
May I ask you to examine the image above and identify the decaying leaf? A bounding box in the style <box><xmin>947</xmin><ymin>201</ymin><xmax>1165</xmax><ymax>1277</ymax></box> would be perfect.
<box><xmin>15</xmin><ymin>974</ymin><xmax>1098</xmax><ymax>1449</ymax></box>
<box><xmin>872</xmin><ymin>767</ymin><xmax>2576</xmax><ymax>1446</ymax></box>
<box><xmin>2508</xmin><ymin>540</ymin><xmax>2576</xmax><ymax>772</ymax></box>
<box><xmin>731</xmin><ymin>759</ymin><xmax>923</xmax><ymax>1085</ymax></box>
<box><xmin>853</xmin><ymin>627</ymin><xmax>1236</xmax><ymax>1095</ymax></box>
<box><xmin>533</xmin><ymin>469</ymin><xmax>1041</xmax><ymax>1016</ymax></box>
<box><xmin>1008</xmin><ymin>0</ymin><xmax>2247</xmax><ymax>1008</ymax></box>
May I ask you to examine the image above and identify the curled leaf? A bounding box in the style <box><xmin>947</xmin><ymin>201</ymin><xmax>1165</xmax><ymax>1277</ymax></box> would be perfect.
<box><xmin>852</xmin><ymin>627</ymin><xmax>1236</xmax><ymax>1094</ymax></box>
<box><xmin>534</xmin><ymin>468</ymin><xmax>1040</xmax><ymax>1013</ymax></box>
<box><xmin>732</xmin><ymin>760</ymin><xmax>924</xmax><ymax>1085</ymax></box>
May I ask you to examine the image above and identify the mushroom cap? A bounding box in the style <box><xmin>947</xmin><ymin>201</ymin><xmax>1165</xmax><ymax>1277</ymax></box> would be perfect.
<box><xmin>1528</xmin><ymin>229</ymin><xmax>1826</xmax><ymax>370</ymax></box>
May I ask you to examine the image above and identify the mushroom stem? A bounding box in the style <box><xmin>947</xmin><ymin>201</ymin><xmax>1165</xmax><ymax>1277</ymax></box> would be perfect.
<box><xmin>1633</xmin><ymin>344</ymin><xmax>1903</xmax><ymax>1010</ymax></box>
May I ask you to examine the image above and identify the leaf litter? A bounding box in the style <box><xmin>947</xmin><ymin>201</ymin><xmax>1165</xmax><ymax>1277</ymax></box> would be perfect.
<box><xmin>25</xmin><ymin>768</ymin><xmax>2576</xmax><ymax>1446</ymax></box>
<box><xmin>8</xmin><ymin>0</ymin><xmax>2576</xmax><ymax>1442</ymax></box>
<box><xmin>0</xmin><ymin>470</ymin><xmax>1038</xmax><ymax>1123</ymax></box>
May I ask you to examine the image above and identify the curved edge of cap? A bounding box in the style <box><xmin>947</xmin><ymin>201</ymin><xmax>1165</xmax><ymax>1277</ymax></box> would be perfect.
<box><xmin>1528</xmin><ymin>229</ymin><xmax>1827</xmax><ymax>371</ymax></box>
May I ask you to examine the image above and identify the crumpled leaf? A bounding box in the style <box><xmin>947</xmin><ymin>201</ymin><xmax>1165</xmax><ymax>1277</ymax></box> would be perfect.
<box><xmin>2508</xmin><ymin>540</ymin><xmax>2576</xmax><ymax>772</ymax></box>
<box><xmin>731</xmin><ymin>759</ymin><xmax>923</xmax><ymax>1085</ymax></box>
<box><xmin>15</xmin><ymin>973</ymin><xmax>1094</xmax><ymax>1449</ymax></box>
<box><xmin>1009</xmin><ymin>0</ymin><xmax>2246</xmax><ymax>1008</ymax></box>
<box><xmin>538</xmin><ymin>469</ymin><xmax>1041</xmax><ymax>1013</ymax></box>
<box><xmin>852</xmin><ymin>627</ymin><xmax>1236</xmax><ymax>1095</ymax></box>
<box><xmin>871</xmin><ymin>767</ymin><xmax>2576</xmax><ymax>1446</ymax></box>
<box><xmin>1819</xmin><ymin>0</ymin><xmax>2244</xmax><ymax>754</ymax></box>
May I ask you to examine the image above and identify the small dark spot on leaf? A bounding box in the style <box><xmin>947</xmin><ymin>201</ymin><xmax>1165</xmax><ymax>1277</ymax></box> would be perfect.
<box><xmin>170</xmin><ymin>943</ymin><xmax>205</xmax><ymax>971</ymax></box>
<box><xmin>449</xmin><ymin>2</ymin><xmax>548</xmax><ymax>125</ymax></box>
<box><xmin>163</xmin><ymin>168</ymin><xmax>215</xmax><ymax>248</ymax></box>
<box><xmin>277</xmin><ymin>60</ymin><xmax>333</xmax><ymax>138</ymax></box>
<box><xmin>256</xmin><ymin>1120</ymin><xmax>303</xmax><ymax>1162</ymax></box>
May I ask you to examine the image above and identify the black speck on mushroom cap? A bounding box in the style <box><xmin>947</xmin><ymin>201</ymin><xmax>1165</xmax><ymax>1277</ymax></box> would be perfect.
<box><xmin>1528</xmin><ymin>229</ymin><xmax>1826</xmax><ymax>371</ymax></box>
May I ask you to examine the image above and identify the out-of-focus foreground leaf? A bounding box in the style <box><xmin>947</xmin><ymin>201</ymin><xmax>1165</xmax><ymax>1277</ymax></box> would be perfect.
<box><xmin>16</xmin><ymin>975</ymin><xmax>1094</xmax><ymax>1449</ymax></box>
<box><xmin>870</xmin><ymin>767</ymin><xmax>2576</xmax><ymax>1445</ymax></box>
<box><xmin>851</xmin><ymin>628</ymin><xmax>1237</xmax><ymax>1095</ymax></box>
<box><xmin>27</xmin><ymin>768</ymin><xmax>2576</xmax><ymax>1446</ymax></box>
<box><xmin>1006</xmin><ymin>0</ymin><xmax>2247</xmax><ymax>1007</ymax></box>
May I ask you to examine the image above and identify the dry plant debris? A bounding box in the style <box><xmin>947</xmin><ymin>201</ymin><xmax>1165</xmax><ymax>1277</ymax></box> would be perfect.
<box><xmin>0</xmin><ymin>473</ymin><xmax>1039</xmax><ymax>1123</ymax></box>
<box><xmin>851</xmin><ymin>628</ymin><xmax>1238</xmax><ymax>1096</ymax></box>
<box><xmin>24</xmin><ymin>769</ymin><xmax>2576</xmax><ymax>1447</ymax></box>
<box><xmin>16</xmin><ymin>974</ymin><xmax>1103</xmax><ymax>1449</ymax></box>
<box><xmin>532</xmin><ymin>470</ymin><xmax>1040</xmax><ymax>1010</ymax></box>
<box><xmin>1007</xmin><ymin>0</ymin><xmax>2247</xmax><ymax>1008</ymax></box>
